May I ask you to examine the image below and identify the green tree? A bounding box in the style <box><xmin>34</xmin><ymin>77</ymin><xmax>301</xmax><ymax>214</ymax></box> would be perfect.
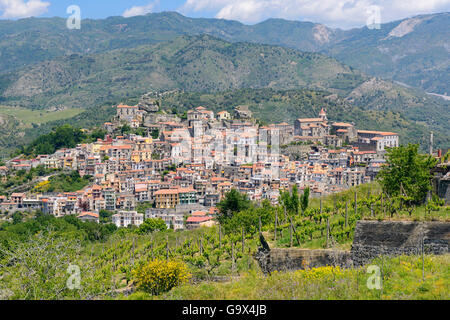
<box><xmin>99</xmin><ymin>209</ymin><xmax>114</xmax><ymax>223</ymax></box>
<box><xmin>12</xmin><ymin>212</ymin><xmax>23</xmax><ymax>225</ymax></box>
<box><xmin>137</xmin><ymin>218</ymin><xmax>167</xmax><ymax>234</ymax></box>
<box><xmin>23</xmin><ymin>124</ymin><xmax>87</xmax><ymax>156</ymax></box>
<box><xmin>134</xmin><ymin>127</ymin><xmax>147</xmax><ymax>137</ymax></box>
<box><xmin>136</xmin><ymin>202</ymin><xmax>153</xmax><ymax>214</ymax></box>
<box><xmin>300</xmin><ymin>187</ymin><xmax>310</xmax><ymax>213</ymax></box>
<box><xmin>150</xmin><ymin>129</ymin><xmax>159</xmax><ymax>139</ymax></box>
<box><xmin>279</xmin><ymin>185</ymin><xmax>300</xmax><ymax>216</ymax></box>
<box><xmin>217</xmin><ymin>189</ymin><xmax>251</xmax><ymax>224</ymax></box>
<box><xmin>89</xmin><ymin>128</ymin><xmax>106</xmax><ymax>141</ymax></box>
<box><xmin>120</xmin><ymin>124</ymin><xmax>131</xmax><ymax>135</ymax></box>
<box><xmin>378</xmin><ymin>144</ymin><xmax>437</xmax><ymax>204</ymax></box>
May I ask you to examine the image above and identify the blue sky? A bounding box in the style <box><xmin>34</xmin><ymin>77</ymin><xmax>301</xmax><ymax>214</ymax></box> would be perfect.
<box><xmin>40</xmin><ymin>0</ymin><xmax>187</xmax><ymax>19</ymax></box>
<box><xmin>1</xmin><ymin>0</ymin><xmax>449</xmax><ymax>29</ymax></box>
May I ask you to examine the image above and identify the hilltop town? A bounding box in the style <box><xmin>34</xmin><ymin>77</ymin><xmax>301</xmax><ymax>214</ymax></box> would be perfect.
<box><xmin>0</xmin><ymin>98</ymin><xmax>411</xmax><ymax>230</ymax></box>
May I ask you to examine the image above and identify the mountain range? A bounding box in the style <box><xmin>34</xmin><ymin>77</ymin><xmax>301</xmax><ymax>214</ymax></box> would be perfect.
<box><xmin>1</xmin><ymin>11</ymin><xmax>448</xmax><ymax>95</ymax></box>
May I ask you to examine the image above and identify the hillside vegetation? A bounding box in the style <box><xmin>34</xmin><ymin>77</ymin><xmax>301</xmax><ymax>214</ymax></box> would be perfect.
<box><xmin>1</xmin><ymin>35</ymin><xmax>366</xmax><ymax>108</ymax></box>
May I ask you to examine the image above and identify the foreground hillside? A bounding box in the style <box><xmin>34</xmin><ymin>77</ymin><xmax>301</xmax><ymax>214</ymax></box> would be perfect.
<box><xmin>1</xmin><ymin>179</ymin><xmax>448</xmax><ymax>300</ymax></box>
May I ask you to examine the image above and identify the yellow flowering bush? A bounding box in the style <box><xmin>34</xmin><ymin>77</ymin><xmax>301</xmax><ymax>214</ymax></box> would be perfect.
<box><xmin>133</xmin><ymin>259</ymin><xmax>191</xmax><ymax>295</ymax></box>
<box><xmin>294</xmin><ymin>266</ymin><xmax>345</xmax><ymax>280</ymax></box>
<box><xmin>33</xmin><ymin>180</ymin><xmax>50</xmax><ymax>192</ymax></box>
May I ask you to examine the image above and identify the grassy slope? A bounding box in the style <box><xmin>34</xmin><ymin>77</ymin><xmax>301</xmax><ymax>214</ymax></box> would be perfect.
<box><xmin>0</xmin><ymin>105</ymin><xmax>116</xmax><ymax>157</ymax></box>
<box><xmin>0</xmin><ymin>106</ymin><xmax>83</xmax><ymax>125</ymax></box>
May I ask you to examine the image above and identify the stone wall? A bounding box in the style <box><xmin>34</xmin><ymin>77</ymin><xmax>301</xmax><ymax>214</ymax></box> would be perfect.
<box><xmin>254</xmin><ymin>221</ymin><xmax>449</xmax><ymax>273</ymax></box>
<box><xmin>254</xmin><ymin>247</ymin><xmax>352</xmax><ymax>274</ymax></box>
<box><xmin>436</xmin><ymin>176</ymin><xmax>450</xmax><ymax>205</ymax></box>
<box><xmin>351</xmin><ymin>221</ymin><xmax>450</xmax><ymax>266</ymax></box>
<box><xmin>431</xmin><ymin>162</ymin><xmax>450</xmax><ymax>205</ymax></box>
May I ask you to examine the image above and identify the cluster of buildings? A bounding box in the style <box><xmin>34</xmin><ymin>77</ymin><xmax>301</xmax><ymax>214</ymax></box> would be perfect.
<box><xmin>0</xmin><ymin>100</ymin><xmax>402</xmax><ymax>230</ymax></box>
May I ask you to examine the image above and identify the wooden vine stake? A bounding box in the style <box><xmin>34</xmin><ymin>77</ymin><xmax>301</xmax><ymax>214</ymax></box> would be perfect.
<box><xmin>242</xmin><ymin>227</ymin><xmax>245</xmax><ymax>253</ymax></box>
<box><xmin>231</xmin><ymin>240</ymin><xmax>235</xmax><ymax>274</ymax></box>
<box><xmin>200</xmin><ymin>236</ymin><xmax>203</xmax><ymax>255</ymax></box>
<box><xmin>274</xmin><ymin>211</ymin><xmax>278</xmax><ymax>241</ymax></box>
<box><xmin>151</xmin><ymin>241</ymin><xmax>154</xmax><ymax>260</ymax></box>
<box><xmin>289</xmin><ymin>216</ymin><xmax>301</xmax><ymax>246</ymax></box>
<box><xmin>112</xmin><ymin>242</ymin><xmax>116</xmax><ymax>272</ymax></box>
<box><xmin>326</xmin><ymin>217</ymin><xmax>330</xmax><ymax>248</ymax></box>
<box><xmin>132</xmin><ymin>236</ymin><xmax>135</xmax><ymax>266</ymax></box>
<box><xmin>219</xmin><ymin>224</ymin><xmax>222</xmax><ymax>248</ymax></box>
<box><xmin>422</xmin><ymin>225</ymin><xmax>425</xmax><ymax>283</ymax></box>
<box><xmin>289</xmin><ymin>222</ymin><xmax>293</xmax><ymax>247</ymax></box>
<box><xmin>345</xmin><ymin>200</ymin><xmax>349</xmax><ymax>228</ymax></box>
<box><xmin>259</xmin><ymin>216</ymin><xmax>262</xmax><ymax>235</ymax></box>
<box><xmin>166</xmin><ymin>235</ymin><xmax>169</xmax><ymax>260</ymax></box>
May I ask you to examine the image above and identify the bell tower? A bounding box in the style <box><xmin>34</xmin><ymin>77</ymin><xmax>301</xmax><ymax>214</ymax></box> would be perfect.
<box><xmin>319</xmin><ymin>108</ymin><xmax>327</xmax><ymax>121</ymax></box>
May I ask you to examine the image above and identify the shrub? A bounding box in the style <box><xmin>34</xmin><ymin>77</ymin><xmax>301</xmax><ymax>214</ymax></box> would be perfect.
<box><xmin>136</xmin><ymin>218</ymin><xmax>167</xmax><ymax>234</ymax></box>
<box><xmin>133</xmin><ymin>259</ymin><xmax>191</xmax><ymax>295</ymax></box>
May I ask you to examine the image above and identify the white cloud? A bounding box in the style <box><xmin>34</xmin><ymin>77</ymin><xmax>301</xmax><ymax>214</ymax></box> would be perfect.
<box><xmin>180</xmin><ymin>0</ymin><xmax>450</xmax><ymax>28</ymax></box>
<box><xmin>0</xmin><ymin>0</ymin><xmax>50</xmax><ymax>19</ymax></box>
<box><xmin>123</xmin><ymin>1</ymin><xmax>158</xmax><ymax>18</ymax></box>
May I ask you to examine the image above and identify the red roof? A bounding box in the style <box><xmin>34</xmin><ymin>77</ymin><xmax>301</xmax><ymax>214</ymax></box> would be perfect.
<box><xmin>78</xmin><ymin>212</ymin><xmax>99</xmax><ymax>218</ymax></box>
<box><xmin>186</xmin><ymin>216</ymin><xmax>213</xmax><ymax>223</ymax></box>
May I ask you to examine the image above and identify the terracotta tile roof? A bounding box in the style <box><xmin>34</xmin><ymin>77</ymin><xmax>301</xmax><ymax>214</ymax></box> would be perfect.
<box><xmin>117</xmin><ymin>104</ymin><xmax>138</xmax><ymax>109</ymax></box>
<box><xmin>358</xmin><ymin>130</ymin><xmax>398</xmax><ymax>136</ymax></box>
<box><xmin>78</xmin><ymin>212</ymin><xmax>99</xmax><ymax>218</ymax></box>
<box><xmin>186</xmin><ymin>216</ymin><xmax>214</xmax><ymax>223</ymax></box>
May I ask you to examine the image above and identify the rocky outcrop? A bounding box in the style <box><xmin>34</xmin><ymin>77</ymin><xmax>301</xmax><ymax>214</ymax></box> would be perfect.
<box><xmin>138</xmin><ymin>93</ymin><xmax>159</xmax><ymax>113</ymax></box>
